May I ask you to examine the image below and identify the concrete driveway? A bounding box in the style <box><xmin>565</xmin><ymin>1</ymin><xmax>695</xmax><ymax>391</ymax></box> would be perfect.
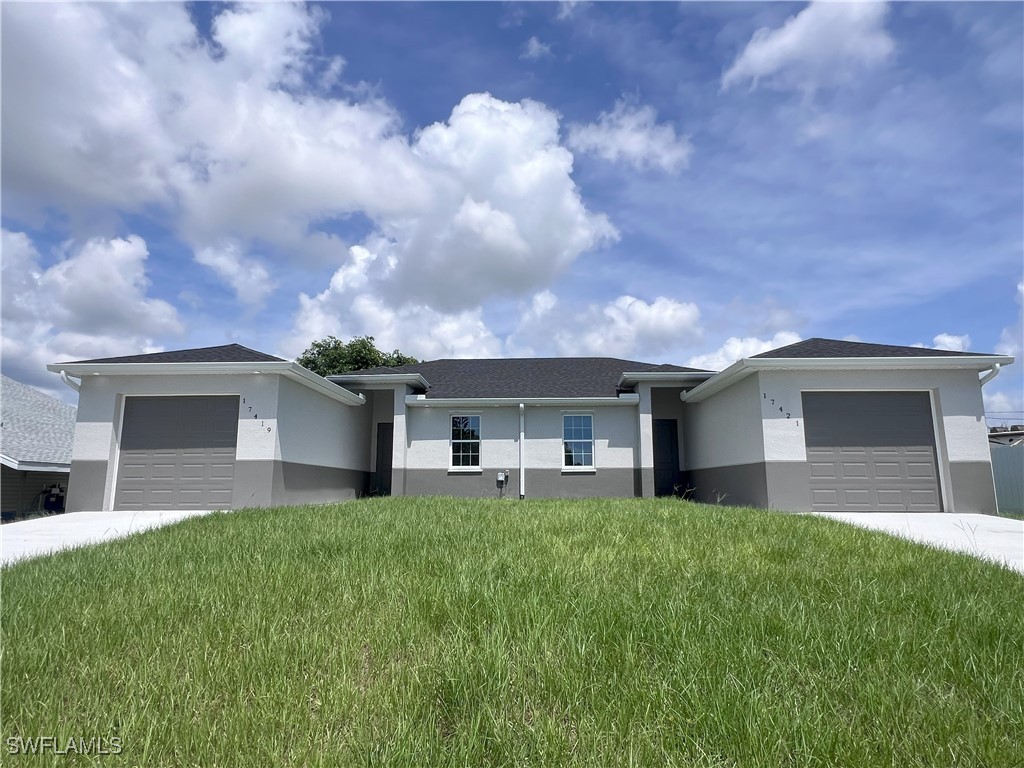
<box><xmin>814</xmin><ymin>512</ymin><xmax>1024</xmax><ymax>574</ymax></box>
<box><xmin>1</xmin><ymin>509</ymin><xmax>218</xmax><ymax>566</ymax></box>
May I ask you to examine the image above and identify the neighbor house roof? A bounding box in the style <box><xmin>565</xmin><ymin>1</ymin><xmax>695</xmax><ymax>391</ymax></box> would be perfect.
<box><xmin>0</xmin><ymin>375</ymin><xmax>76</xmax><ymax>471</ymax></box>
<box><xmin>57</xmin><ymin>344</ymin><xmax>284</xmax><ymax>365</ymax></box>
<box><xmin>337</xmin><ymin>358</ymin><xmax>711</xmax><ymax>399</ymax></box>
<box><xmin>752</xmin><ymin>338</ymin><xmax>991</xmax><ymax>359</ymax></box>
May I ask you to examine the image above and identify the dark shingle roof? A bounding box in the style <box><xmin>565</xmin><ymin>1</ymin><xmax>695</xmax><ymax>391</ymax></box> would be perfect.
<box><xmin>344</xmin><ymin>358</ymin><xmax>709</xmax><ymax>398</ymax></box>
<box><xmin>752</xmin><ymin>338</ymin><xmax>992</xmax><ymax>360</ymax></box>
<box><xmin>1</xmin><ymin>375</ymin><xmax>76</xmax><ymax>466</ymax></box>
<box><xmin>60</xmin><ymin>344</ymin><xmax>284</xmax><ymax>365</ymax></box>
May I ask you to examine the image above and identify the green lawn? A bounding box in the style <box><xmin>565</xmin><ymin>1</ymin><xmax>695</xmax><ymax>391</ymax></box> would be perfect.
<box><xmin>3</xmin><ymin>498</ymin><xmax>1023</xmax><ymax>766</ymax></box>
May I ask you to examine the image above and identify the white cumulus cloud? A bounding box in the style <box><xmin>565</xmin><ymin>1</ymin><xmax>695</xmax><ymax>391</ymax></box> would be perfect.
<box><xmin>567</xmin><ymin>99</ymin><xmax>693</xmax><ymax>172</ymax></box>
<box><xmin>1</xmin><ymin>229</ymin><xmax>182</xmax><ymax>390</ymax></box>
<box><xmin>722</xmin><ymin>2</ymin><xmax>895</xmax><ymax>93</ymax></box>
<box><xmin>194</xmin><ymin>242</ymin><xmax>276</xmax><ymax>309</ymax></box>
<box><xmin>554</xmin><ymin>295</ymin><xmax>702</xmax><ymax>358</ymax></box>
<box><xmin>687</xmin><ymin>331</ymin><xmax>802</xmax><ymax>371</ymax></box>
<box><xmin>932</xmin><ymin>333</ymin><xmax>972</xmax><ymax>352</ymax></box>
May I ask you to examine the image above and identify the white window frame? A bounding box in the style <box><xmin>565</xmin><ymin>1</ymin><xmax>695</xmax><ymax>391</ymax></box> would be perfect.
<box><xmin>449</xmin><ymin>413</ymin><xmax>482</xmax><ymax>472</ymax></box>
<box><xmin>562</xmin><ymin>412</ymin><xmax>595</xmax><ymax>471</ymax></box>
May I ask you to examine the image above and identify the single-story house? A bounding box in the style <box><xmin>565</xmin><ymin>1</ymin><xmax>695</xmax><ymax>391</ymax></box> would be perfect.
<box><xmin>1</xmin><ymin>374</ymin><xmax>77</xmax><ymax>515</ymax></box>
<box><xmin>46</xmin><ymin>338</ymin><xmax>1013</xmax><ymax>514</ymax></box>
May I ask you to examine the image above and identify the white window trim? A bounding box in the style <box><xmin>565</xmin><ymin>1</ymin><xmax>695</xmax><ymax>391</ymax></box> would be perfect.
<box><xmin>449</xmin><ymin>412</ymin><xmax>482</xmax><ymax>472</ymax></box>
<box><xmin>561</xmin><ymin>411</ymin><xmax>595</xmax><ymax>471</ymax></box>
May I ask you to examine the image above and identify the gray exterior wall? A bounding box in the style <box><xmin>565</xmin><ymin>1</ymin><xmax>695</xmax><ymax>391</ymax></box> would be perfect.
<box><xmin>685</xmin><ymin>368</ymin><xmax>999</xmax><ymax>514</ymax></box>
<box><xmin>64</xmin><ymin>372</ymin><xmax>370</xmax><ymax>511</ymax></box>
<box><xmin>1</xmin><ymin>466</ymin><xmax>70</xmax><ymax>514</ymax></box>
<box><xmin>398</xmin><ymin>402</ymin><xmax>640</xmax><ymax>499</ymax></box>
<box><xmin>402</xmin><ymin>467</ymin><xmax>637</xmax><ymax>498</ymax></box>
<box><xmin>948</xmin><ymin>461</ymin><xmax>999</xmax><ymax>515</ymax></box>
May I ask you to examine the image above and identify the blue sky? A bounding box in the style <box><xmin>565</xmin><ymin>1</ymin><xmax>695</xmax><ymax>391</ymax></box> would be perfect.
<box><xmin>1</xmin><ymin>1</ymin><xmax>1021</xmax><ymax>421</ymax></box>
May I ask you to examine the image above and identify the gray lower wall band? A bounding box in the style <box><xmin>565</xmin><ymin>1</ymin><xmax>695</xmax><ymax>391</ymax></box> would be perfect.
<box><xmin>271</xmin><ymin>462</ymin><xmax>368</xmax><ymax>507</ymax></box>
<box><xmin>66</xmin><ymin>460</ymin><xmax>109</xmax><ymax>513</ymax></box>
<box><xmin>686</xmin><ymin>463</ymin><xmax>769</xmax><ymax>508</ymax></box>
<box><xmin>764</xmin><ymin>461</ymin><xmax>812</xmax><ymax>512</ymax></box>
<box><xmin>401</xmin><ymin>467</ymin><xmax>637</xmax><ymax>498</ymax></box>
<box><xmin>948</xmin><ymin>461</ymin><xmax>998</xmax><ymax>514</ymax></box>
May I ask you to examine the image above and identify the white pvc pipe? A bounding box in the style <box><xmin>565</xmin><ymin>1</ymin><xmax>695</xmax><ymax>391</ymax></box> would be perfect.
<box><xmin>519</xmin><ymin>403</ymin><xmax>526</xmax><ymax>499</ymax></box>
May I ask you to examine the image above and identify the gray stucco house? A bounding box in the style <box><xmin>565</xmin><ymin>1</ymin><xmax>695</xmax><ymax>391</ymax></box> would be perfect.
<box><xmin>46</xmin><ymin>338</ymin><xmax>1012</xmax><ymax>514</ymax></box>
<box><xmin>1</xmin><ymin>374</ymin><xmax>77</xmax><ymax>515</ymax></box>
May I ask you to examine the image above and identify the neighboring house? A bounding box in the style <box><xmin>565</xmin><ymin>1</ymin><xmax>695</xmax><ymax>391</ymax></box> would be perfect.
<box><xmin>46</xmin><ymin>338</ymin><xmax>1013</xmax><ymax>514</ymax></box>
<box><xmin>1</xmin><ymin>374</ymin><xmax>77</xmax><ymax>515</ymax></box>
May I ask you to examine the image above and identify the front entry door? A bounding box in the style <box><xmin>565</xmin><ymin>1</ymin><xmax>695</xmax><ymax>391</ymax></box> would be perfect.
<box><xmin>374</xmin><ymin>423</ymin><xmax>394</xmax><ymax>496</ymax></box>
<box><xmin>653</xmin><ymin>419</ymin><xmax>680</xmax><ymax>497</ymax></box>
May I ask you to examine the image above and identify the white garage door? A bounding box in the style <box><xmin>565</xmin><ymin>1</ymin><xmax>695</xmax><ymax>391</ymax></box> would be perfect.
<box><xmin>115</xmin><ymin>396</ymin><xmax>239</xmax><ymax>510</ymax></box>
<box><xmin>802</xmin><ymin>392</ymin><xmax>942</xmax><ymax>513</ymax></box>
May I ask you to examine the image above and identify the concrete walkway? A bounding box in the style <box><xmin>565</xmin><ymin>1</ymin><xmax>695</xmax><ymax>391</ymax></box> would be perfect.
<box><xmin>814</xmin><ymin>512</ymin><xmax>1024</xmax><ymax>574</ymax></box>
<box><xmin>1</xmin><ymin>509</ymin><xmax>218</xmax><ymax>566</ymax></box>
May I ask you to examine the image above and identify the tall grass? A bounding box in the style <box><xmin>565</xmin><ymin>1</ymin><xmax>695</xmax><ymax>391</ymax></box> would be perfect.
<box><xmin>3</xmin><ymin>498</ymin><xmax>1022</xmax><ymax>766</ymax></box>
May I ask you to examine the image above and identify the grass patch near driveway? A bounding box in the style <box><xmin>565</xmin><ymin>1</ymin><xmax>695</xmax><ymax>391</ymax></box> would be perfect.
<box><xmin>3</xmin><ymin>497</ymin><xmax>1023</xmax><ymax>766</ymax></box>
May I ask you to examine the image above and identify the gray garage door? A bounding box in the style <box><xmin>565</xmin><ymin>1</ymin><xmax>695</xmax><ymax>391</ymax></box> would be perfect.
<box><xmin>115</xmin><ymin>396</ymin><xmax>239</xmax><ymax>510</ymax></box>
<box><xmin>802</xmin><ymin>392</ymin><xmax>942</xmax><ymax>512</ymax></box>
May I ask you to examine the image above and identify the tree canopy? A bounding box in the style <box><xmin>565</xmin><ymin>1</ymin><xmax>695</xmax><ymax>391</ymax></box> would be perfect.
<box><xmin>296</xmin><ymin>336</ymin><xmax>418</xmax><ymax>377</ymax></box>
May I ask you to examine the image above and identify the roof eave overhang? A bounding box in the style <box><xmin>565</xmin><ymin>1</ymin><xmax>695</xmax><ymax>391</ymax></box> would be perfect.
<box><xmin>1</xmin><ymin>454</ymin><xmax>71</xmax><ymax>473</ymax></box>
<box><xmin>617</xmin><ymin>371</ymin><xmax>716</xmax><ymax>387</ymax></box>
<box><xmin>681</xmin><ymin>355</ymin><xmax>1015</xmax><ymax>403</ymax></box>
<box><xmin>328</xmin><ymin>373</ymin><xmax>430</xmax><ymax>390</ymax></box>
<box><xmin>45</xmin><ymin>361</ymin><xmax>366</xmax><ymax>407</ymax></box>
<box><xmin>405</xmin><ymin>394</ymin><xmax>641</xmax><ymax>407</ymax></box>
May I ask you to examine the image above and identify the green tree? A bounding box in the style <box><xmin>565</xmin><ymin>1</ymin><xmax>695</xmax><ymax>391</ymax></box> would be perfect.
<box><xmin>296</xmin><ymin>335</ymin><xmax>418</xmax><ymax>377</ymax></box>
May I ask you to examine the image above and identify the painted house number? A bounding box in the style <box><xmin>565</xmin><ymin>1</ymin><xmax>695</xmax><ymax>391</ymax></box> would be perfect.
<box><xmin>242</xmin><ymin>396</ymin><xmax>273</xmax><ymax>432</ymax></box>
<box><xmin>763</xmin><ymin>392</ymin><xmax>798</xmax><ymax>426</ymax></box>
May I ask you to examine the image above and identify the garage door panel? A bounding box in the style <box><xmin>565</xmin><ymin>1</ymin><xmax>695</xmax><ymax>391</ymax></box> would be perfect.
<box><xmin>116</xmin><ymin>396</ymin><xmax>238</xmax><ymax>510</ymax></box>
<box><xmin>811</xmin><ymin>489</ymin><xmax>840</xmax><ymax>509</ymax></box>
<box><xmin>809</xmin><ymin>461</ymin><xmax>838</xmax><ymax>479</ymax></box>
<box><xmin>802</xmin><ymin>392</ymin><xmax>941</xmax><ymax>513</ymax></box>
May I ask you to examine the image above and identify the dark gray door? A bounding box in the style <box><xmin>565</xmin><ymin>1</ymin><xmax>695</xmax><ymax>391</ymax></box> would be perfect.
<box><xmin>373</xmin><ymin>422</ymin><xmax>393</xmax><ymax>495</ymax></box>
<box><xmin>115</xmin><ymin>396</ymin><xmax>238</xmax><ymax>510</ymax></box>
<box><xmin>653</xmin><ymin>419</ymin><xmax>680</xmax><ymax>497</ymax></box>
<box><xmin>802</xmin><ymin>392</ymin><xmax>941</xmax><ymax>512</ymax></box>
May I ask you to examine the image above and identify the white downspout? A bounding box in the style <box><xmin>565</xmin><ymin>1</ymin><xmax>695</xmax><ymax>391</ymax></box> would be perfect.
<box><xmin>979</xmin><ymin>363</ymin><xmax>1002</xmax><ymax>386</ymax></box>
<box><xmin>519</xmin><ymin>403</ymin><xmax>526</xmax><ymax>499</ymax></box>
<box><xmin>59</xmin><ymin>370</ymin><xmax>81</xmax><ymax>392</ymax></box>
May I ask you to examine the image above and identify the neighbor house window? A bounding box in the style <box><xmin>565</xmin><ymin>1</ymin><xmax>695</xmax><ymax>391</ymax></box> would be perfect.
<box><xmin>451</xmin><ymin>415</ymin><xmax>481</xmax><ymax>468</ymax></box>
<box><xmin>563</xmin><ymin>413</ymin><xmax>594</xmax><ymax>468</ymax></box>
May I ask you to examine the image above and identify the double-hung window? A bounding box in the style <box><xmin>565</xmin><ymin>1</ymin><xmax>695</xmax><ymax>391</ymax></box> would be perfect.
<box><xmin>562</xmin><ymin>413</ymin><xmax>594</xmax><ymax>468</ymax></box>
<box><xmin>451</xmin><ymin>414</ymin><xmax>481</xmax><ymax>468</ymax></box>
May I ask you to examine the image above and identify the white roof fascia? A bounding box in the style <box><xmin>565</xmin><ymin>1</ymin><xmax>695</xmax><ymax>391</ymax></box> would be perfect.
<box><xmin>328</xmin><ymin>373</ymin><xmax>429</xmax><ymax>389</ymax></box>
<box><xmin>1</xmin><ymin>455</ymin><xmax>71</xmax><ymax>472</ymax></box>
<box><xmin>617</xmin><ymin>371</ymin><xmax>715</xmax><ymax>387</ymax></box>
<box><xmin>682</xmin><ymin>355</ymin><xmax>1015</xmax><ymax>404</ymax></box>
<box><xmin>405</xmin><ymin>394</ymin><xmax>641</xmax><ymax>408</ymax></box>
<box><xmin>45</xmin><ymin>361</ymin><xmax>366</xmax><ymax>406</ymax></box>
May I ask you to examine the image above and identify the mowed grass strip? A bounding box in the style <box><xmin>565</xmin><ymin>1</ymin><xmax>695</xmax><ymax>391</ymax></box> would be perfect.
<box><xmin>3</xmin><ymin>498</ymin><xmax>1022</xmax><ymax>767</ymax></box>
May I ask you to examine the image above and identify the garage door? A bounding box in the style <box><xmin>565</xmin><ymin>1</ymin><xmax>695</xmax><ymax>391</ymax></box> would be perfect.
<box><xmin>802</xmin><ymin>392</ymin><xmax>942</xmax><ymax>512</ymax></box>
<box><xmin>115</xmin><ymin>396</ymin><xmax>238</xmax><ymax>510</ymax></box>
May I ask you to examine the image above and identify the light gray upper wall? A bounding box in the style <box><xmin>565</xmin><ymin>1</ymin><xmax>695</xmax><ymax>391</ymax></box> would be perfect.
<box><xmin>756</xmin><ymin>368</ymin><xmax>992</xmax><ymax>463</ymax></box>
<box><xmin>275</xmin><ymin>375</ymin><xmax>372</xmax><ymax>471</ymax></box>
<box><xmin>402</xmin><ymin>403</ymin><xmax>639</xmax><ymax>471</ymax></box>
<box><xmin>682</xmin><ymin>373</ymin><xmax>765</xmax><ymax>470</ymax></box>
